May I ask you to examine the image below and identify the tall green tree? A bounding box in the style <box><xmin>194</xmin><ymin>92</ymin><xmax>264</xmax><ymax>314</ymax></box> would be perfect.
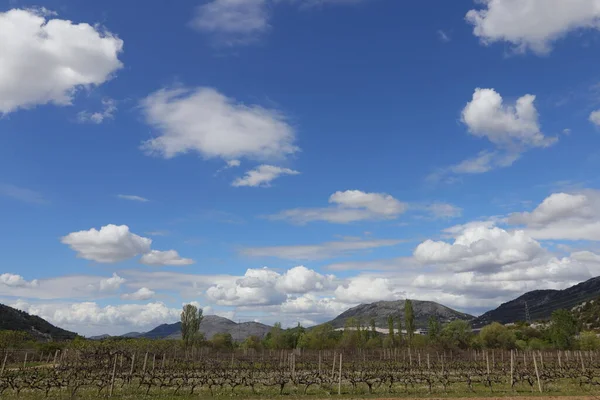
<box><xmin>387</xmin><ymin>315</ymin><xmax>395</xmax><ymax>346</ymax></box>
<box><xmin>396</xmin><ymin>317</ymin><xmax>403</xmax><ymax>345</ymax></box>
<box><xmin>370</xmin><ymin>318</ymin><xmax>377</xmax><ymax>340</ymax></box>
<box><xmin>265</xmin><ymin>322</ymin><xmax>287</xmax><ymax>349</ymax></box>
<box><xmin>180</xmin><ymin>304</ymin><xmax>203</xmax><ymax>348</ymax></box>
<box><xmin>549</xmin><ymin>309</ymin><xmax>577</xmax><ymax>349</ymax></box>
<box><xmin>404</xmin><ymin>299</ymin><xmax>415</xmax><ymax>345</ymax></box>
<box><xmin>427</xmin><ymin>316</ymin><xmax>441</xmax><ymax>343</ymax></box>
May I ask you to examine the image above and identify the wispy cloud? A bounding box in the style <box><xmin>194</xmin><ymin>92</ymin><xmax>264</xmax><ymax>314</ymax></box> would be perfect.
<box><xmin>0</xmin><ymin>184</ymin><xmax>46</xmax><ymax>204</ymax></box>
<box><xmin>240</xmin><ymin>238</ymin><xmax>403</xmax><ymax>260</ymax></box>
<box><xmin>437</xmin><ymin>29</ymin><xmax>451</xmax><ymax>42</ymax></box>
<box><xmin>77</xmin><ymin>98</ymin><xmax>117</xmax><ymax>124</ymax></box>
<box><xmin>117</xmin><ymin>194</ymin><xmax>150</xmax><ymax>202</ymax></box>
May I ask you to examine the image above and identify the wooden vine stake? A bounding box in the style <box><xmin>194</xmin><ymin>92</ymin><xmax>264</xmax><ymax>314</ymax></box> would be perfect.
<box><xmin>532</xmin><ymin>352</ymin><xmax>542</xmax><ymax>393</ymax></box>
<box><xmin>23</xmin><ymin>352</ymin><xmax>28</xmax><ymax>369</ymax></box>
<box><xmin>0</xmin><ymin>352</ymin><xmax>7</xmax><ymax>377</ymax></box>
<box><xmin>142</xmin><ymin>352</ymin><xmax>148</xmax><ymax>373</ymax></box>
<box><xmin>331</xmin><ymin>352</ymin><xmax>336</xmax><ymax>379</ymax></box>
<box><xmin>109</xmin><ymin>354</ymin><xmax>117</xmax><ymax>397</ymax></box>
<box><xmin>338</xmin><ymin>353</ymin><xmax>342</xmax><ymax>395</ymax></box>
<box><xmin>510</xmin><ymin>350</ymin><xmax>514</xmax><ymax>392</ymax></box>
<box><xmin>129</xmin><ymin>353</ymin><xmax>136</xmax><ymax>377</ymax></box>
<box><xmin>318</xmin><ymin>351</ymin><xmax>322</xmax><ymax>373</ymax></box>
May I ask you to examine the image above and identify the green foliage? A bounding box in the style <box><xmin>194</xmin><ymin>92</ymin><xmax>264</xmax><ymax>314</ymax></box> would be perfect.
<box><xmin>210</xmin><ymin>333</ymin><xmax>234</xmax><ymax>349</ymax></box>
<box><xmin>0</xmin><ymin>330</ymin><xmax>30</xmax><ymax>349</ymax></box>
<box><xmin>263</xmin><ymin>322</ymin><xmax>287</xmax><ymax>350</ymax></box>
<box><xmin>297</xmin><ymin>324</ymin><xmax>340</xmax><ymax>350</ymax></box>
<box><xmin>480</xmin><ymin>322</ymin><xmax>516</xmax><ymax>349</ymax></box>
<box><xmin>339</xmin><ymin>317</ymin><xmax>364</xmax><ymax>349</ymax></box>
<box><xmin>550</xmin><ymin>309</ymin><xmax>577</xmax><ymax>349</ymax></box>
<box><xmin>180</xmin><ymin>304</ymin><xmax>203</xmax><ymax>348</ymax></box>
<box><xmin>528</xmin><ymin>337</ymin><xmax>550</xmax><ymax>350</ymax></box>
<box><xmin>387</xmin><ymin>315</ymin><xmax>395</xmax><ymax>347</ymax></box>
<box><xmin>515</xmin><ymin>339</ymin><xmax>527</xmax><ymax>350</ymax></box>
<box><xmin>578</xmin><ymin>331</ymin><xmax>600</xmax><ymax>350</ymax></box>
<box><xmin>440</xmin><ymin>320</ymin><xmax>472</xmax><ymax>350</ymax></box>
<box><xmin>404</xmin><ymin>299</ymin><xmax>415</xmax><ymax>344</ymax></box>
<box><xmin>411</xmin><ymin>334</ymin><xmax>429</xmax><ymax>349</ymax></box>
<box><xmin>427</xmin><ymin>316</ymin><xmax>441</xmax><ymax>343</ymax></box>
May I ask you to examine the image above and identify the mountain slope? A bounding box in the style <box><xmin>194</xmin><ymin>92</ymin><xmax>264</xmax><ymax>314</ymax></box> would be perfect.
<box><xmin>472</xmin><ymin>276</ymin><xmax>600</xmax><ymax>327</ymax></box>
<box><xmin>140</xmin><ymin>315</ymin><xmax>272</xmax><ymax>341</ymax></box>
<box><xmin>0</xmin><ymin>303</ymin><xmax>76</xmax><ymax>340</ymax></box>
<box><xmin>326</xmin><ymin>299</ymin><xmax>474</xmax><ymax>329</ymax></box>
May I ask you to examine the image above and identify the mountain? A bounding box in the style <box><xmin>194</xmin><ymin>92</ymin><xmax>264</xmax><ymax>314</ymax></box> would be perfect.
<box><xmin>472</xmin><ymin>276</ymin><xmax>600</xmax><ymax>327</ymax></box>
<box><xmin>140</xmin><ymin>315</ymin><xmax>272</xmax><ymax>341</ymax></box>
<box><xmin>0</xmin><ymin>303</ymin><xmax>76</xmax><ymax>341</ymax></box>
<box><xmin>88</xmin><ymin>334</ymin><xmax>111</xmax><ymax>340</ymax></box>
<box><xmin>572</xmin><ymin>297</ymin><xmax>600</xmax><ymax>330</ymax></box>
<box><xmin>326</xmin><ymin>299</ymin><xmax>474</xmax><ymax>330</ymax></box>
<box><xmin>121</xmin><ymin>331</ymin><xmax>143</xmax><ymax>338</ymax></box>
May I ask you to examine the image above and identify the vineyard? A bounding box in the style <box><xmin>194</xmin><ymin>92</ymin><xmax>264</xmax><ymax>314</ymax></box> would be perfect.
<box><xmin>1</xmin><ymin>347</ymin><xmax>600</xmax><ymax>399</ymax></box>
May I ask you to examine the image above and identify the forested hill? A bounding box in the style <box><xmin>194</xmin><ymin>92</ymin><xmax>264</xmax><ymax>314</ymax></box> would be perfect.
<box><xmin>472</xmin><ymin>276</ymin><xmax>600</xmax><ymax>327</ymax></box>
<box><xmin>326</xmin><ymin>299</ymin><xmax>474</xmax><ymax>329</ymax></box>
<box><xmin>0</xmin><ymin>303</ymin><xmax>76</xmax><ymax>340</ymax></box>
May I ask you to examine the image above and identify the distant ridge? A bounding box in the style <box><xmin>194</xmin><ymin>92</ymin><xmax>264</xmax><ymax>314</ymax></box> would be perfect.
<box><xmin>136</xmin><ymin>315</ymin><xmax>272</xmax><ymax>341</ymax></box>
<box><xmin>472</xmin><ymin>276</ymin><xmax>600</xmax><ymax>327</ymax></box>
<box><xmin>326</xmin><ymin>299</ymin><xmax>474</xmax><ymax>329</ymax></box>
<box><xmin>0</xmin><ymin>303</ymin><xmax>77</xmax><ymax>341</ymax></box>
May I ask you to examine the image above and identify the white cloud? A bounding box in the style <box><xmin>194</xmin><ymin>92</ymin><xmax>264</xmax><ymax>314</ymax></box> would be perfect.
<box><xmin>240</xmin><ymin>238</ymin><xmax>402</xmax><ymax>260</ymax></box>
<box><xmin>462</xmin><ymin>88</ymin><xmax>554</xmax><ymax>149</ymax></box>
<box><xmin>99</xmin><ymin>273</ymin><xmax>125</xmax><ymax>292</ymax></box>
<box><xmin>77</xmin><ymin>98</ymin><xmax>117</xmax><ymax>124</ymax></box>
<box><xmin>414</xmin><ymin>224</ymin><xmax>544</xmax><ymax>272</ymax></box>
<box><xmin>429</xmin><ymin>88</ymin><xmax>555</xmax><ymax>182</ymax></box>
<box><xmin>227</xmin><ymin>159</ymin><xmax>241</xmax><ymax>168</ymax></box>
<box><xmin>141</xmin><ymin>87</ymin><xmax>297</xmax><ymax>162</ymax></box>
<box><xmin>0</xmin><ymin>8</ymin><xmax>123</xmax><ymax>114</ymax></box>
<box><xmin>590</xmin><ymin>110</ymin><xmax>600</xmax><ymax>126</ymax></box>
<box><xmin>334</xmin><ymin>276</ymin><xmax>404</xmax><ymax>304</ymax></box>
<box><xmin>12</xmin><ymin>300</ymin><xmax>180</xmax><ymax>336</ymax></box>
<box><xmin>190</xmin><ymin>0</ymin><xmax>269</xmax><ymax>45</ymax></box>
<box><xmin>117</xmin><ymin>194</ymin><xmax>149</xmax><ymax>202</ymax></box>
<box><xmin>466</xmin><ymin>0</ymin><xmax>600</xmax><ymax>54</ymax></box>
<box><xmin>0</xmin><ymin>273</ymin><xmax>38</xmax><ymax>288</ymax></box>
<box><xmin>61</xmin><ymin>224</ymin><xmax>152</xmax><ymax>263</ymax></box>
<box><xmin>121</xmin><ymin>287</ymin><xmax>155</xmax><ymax>301</ymax></box>
<box><xmin>280</xmin><ymin>294</ymin><xmax>348</xmax><ymax>317</ymax></box>
<box><xmin>232</xmin><ymin>164</ymin><xmax>299</xmax><ymax>187</ymax></box>
<box><xmin>275</xmin><ymin>266</ymin><xmax>335</xmax><ymax>293</ymax></box>
<box><xmin>507</xmin><ymin>190</ymin><xmax>600</xmax><ymax>241</ymax></box>
<box><xmin>139</xmin><ymin>250</ymin><xmax>195</xmax><ymax>266</ymax></box>
<box><xmin>206</xmin><ymin>266</ymin><xmax>333</xmax><ymax>306</ymax></box>
<box><xmin>269</xmin><ymin>190</ymin><xmax>407</xmax><ymax>224</ymax></box>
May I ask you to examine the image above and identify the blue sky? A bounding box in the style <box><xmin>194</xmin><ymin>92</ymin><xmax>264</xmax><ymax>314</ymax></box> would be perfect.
<box><xmin>1</xmin><ymin>0</ymin><xmax>600</xmax><ymax>336</ymax></box>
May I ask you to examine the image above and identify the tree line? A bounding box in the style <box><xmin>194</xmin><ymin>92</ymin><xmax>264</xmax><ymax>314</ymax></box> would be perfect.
<box><xmin>1</xmin><ymin>303</ymin><xmax>597</xmax><ymax>352</ymax></box>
